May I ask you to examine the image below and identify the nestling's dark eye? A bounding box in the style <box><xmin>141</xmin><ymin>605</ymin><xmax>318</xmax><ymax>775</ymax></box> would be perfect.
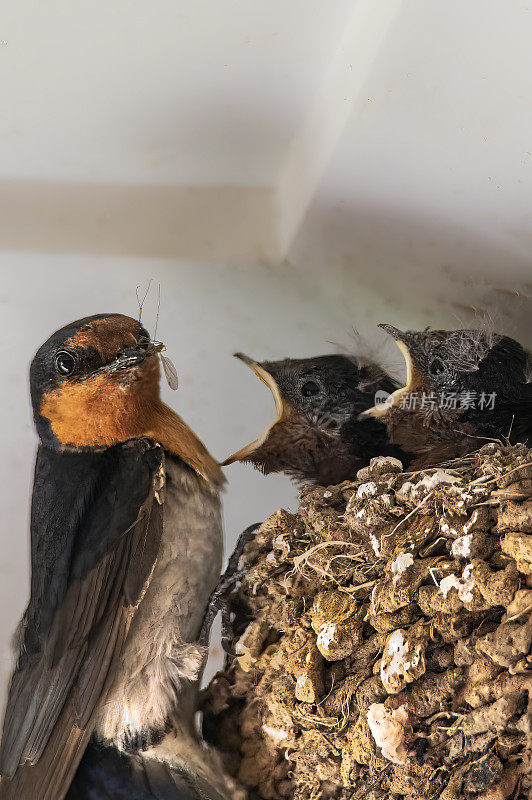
<box><xmin>301</xmin><ymin>380</ymin><xmax>320</xmax><ymax>397</ymax></box>
<box><xmin>54</xmin><ymin>351</ymin><xmax>77</xmax><ymax>376</ymax></box>
<box><xmin>428</xmin><ymin>358</ymin><xmax>445</xmax><ymax>376</ymax></box>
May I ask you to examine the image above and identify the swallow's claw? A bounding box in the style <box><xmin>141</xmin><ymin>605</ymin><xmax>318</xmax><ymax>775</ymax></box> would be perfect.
<box><xmin>199</xmin><ymin>523</ymin><xmax>261</xmax><ymax>647</ymax></box>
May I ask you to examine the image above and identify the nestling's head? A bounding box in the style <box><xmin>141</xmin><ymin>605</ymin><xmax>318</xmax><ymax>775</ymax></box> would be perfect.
<box><xmin>362</xmin><ymin>325</ymin><xmax>528</xmax><ymax>418</ymax></box>
<box><xmin>222</xmin><ymin>352</ymin><xmax>398</xmax><ymax>483</ymax></box>
<box><xmin>30</xmin><ymin>314</ymin><xmax>164</xmax><ymax>450</ymax></box>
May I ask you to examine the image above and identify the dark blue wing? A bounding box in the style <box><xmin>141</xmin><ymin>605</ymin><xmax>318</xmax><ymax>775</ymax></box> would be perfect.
<box><xmin>0</xmin><ymin>439</ymin><xmax>164</xmax><ymax>800</ymax></box>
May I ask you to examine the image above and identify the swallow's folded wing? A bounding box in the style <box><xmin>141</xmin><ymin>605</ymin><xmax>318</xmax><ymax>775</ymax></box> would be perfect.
<box><xmin>0</xmin><ymin>439</ymin><xmax>164</xmax><ymax>800</ymax></box>
<box><xmin>67</xmin><ymin>742</ymin><xmax>224</xmax><ymax>800</ymax></box>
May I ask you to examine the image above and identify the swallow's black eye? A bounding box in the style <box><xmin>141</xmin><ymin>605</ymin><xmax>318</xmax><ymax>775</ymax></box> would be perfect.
<box><xmin>428</xmin><ymin>358</ymin><xmax>445</xmax><ymax>376</ymax></box>
<box><xmin>54</xmin><ymin>351</ymin><xmax>77</xmax><ymax>376</ymax></box>
<box><xmin>301</xmin><ymin>380</ymin><xmax>320</xmax><ymax>397</ymax></box>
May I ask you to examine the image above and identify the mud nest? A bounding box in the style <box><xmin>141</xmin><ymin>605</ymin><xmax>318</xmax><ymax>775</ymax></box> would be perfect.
<box><xmin>201</xmin><ymin>444</ymin><xmax>532</xmax><ymax>800</ymax></box>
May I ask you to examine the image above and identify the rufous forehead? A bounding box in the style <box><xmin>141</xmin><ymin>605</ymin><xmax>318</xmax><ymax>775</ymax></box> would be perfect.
<box><xmin>65</xmin><ymin>316</ymin><xmax>142</xmax><ymax>360</ymax></box>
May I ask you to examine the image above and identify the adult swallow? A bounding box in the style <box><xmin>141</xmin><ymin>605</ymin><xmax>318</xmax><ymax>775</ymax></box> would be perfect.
<box><xmin>361</xmin><ymin>325</ymin><xmax>532</xmax><ymax>466</ymax></box>
<box><xmin>0</xmin><ymin>313</ymin><xmax>226</xmax><ymax>800</ymax></box>
<box><xmin>222</xmin><ymin>353</ymin><xmax>406</xmax><ymax>484</ymax></box>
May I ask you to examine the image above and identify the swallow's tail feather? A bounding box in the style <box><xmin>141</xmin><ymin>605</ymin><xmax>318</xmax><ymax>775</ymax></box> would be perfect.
<box><xmin>67</xmin><ymin>742</ymin><xmax>205</xmax><ymax>800</ymax></box>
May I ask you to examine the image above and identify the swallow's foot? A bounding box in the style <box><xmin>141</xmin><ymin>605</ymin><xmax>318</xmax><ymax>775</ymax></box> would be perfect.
<box><xmin>199</xmin><ymin>523</ymin><xmax>261</xmax><ymax>651</ymax></box>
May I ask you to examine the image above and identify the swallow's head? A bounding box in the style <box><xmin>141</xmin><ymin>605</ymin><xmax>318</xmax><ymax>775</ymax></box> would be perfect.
<box><xmin>30</xmin><ymin>313</ymin><xmax>165</xmax><ymax>449</ymax></box>
<box><xmin>222</xmin><ymin>353</ymin><xmax>389</xmax><ymax>481</ymax></box>
<box><xmin>361</xmin><ymin>325</ymin><xmax>528</xmax><ymax>420</ymax></box>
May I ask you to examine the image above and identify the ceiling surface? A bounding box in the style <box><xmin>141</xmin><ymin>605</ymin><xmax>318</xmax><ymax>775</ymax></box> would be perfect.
<box><xmin>0</xmin><ymin>0</ymin><xmax>530</xmax><ymax>340</ymax></box>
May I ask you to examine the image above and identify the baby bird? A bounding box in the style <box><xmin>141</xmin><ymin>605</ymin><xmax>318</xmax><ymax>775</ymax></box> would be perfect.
<box><xmin>222</xmin><ymin>352</ymin><xmax>406</xmax><ymax>484</ymax></box>
<box><xmin>361</xmin><ymin>324</ymin><xmax>532</xmax><ymax>466</ymax></box>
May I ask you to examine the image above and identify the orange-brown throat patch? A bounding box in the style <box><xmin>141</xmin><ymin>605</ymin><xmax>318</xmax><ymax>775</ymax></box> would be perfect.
<box><xmin>40</xmin><ymin>356</ymin><xmax>161</xmax><ymax>449</ymax></box>
<box><xmin>40</xmin><ymin>355</ymin><xmax>224</xmax><ymax>486</ymax></box>
<box><xmin>145</xmin><ymin>404</ymin><xmax>225</xmax><ymax>486</ymax></box>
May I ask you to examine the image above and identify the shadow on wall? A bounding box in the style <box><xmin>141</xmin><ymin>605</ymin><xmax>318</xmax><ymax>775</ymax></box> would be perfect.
<box><xmin>288</xmin><ymin>198</ymin><xmax>532</xmax><ymax>347</ymax></box>
<box><xmin>0</xmin><ymin>179</ymin><xmax>277</xmax><ymax>260</ymax></box>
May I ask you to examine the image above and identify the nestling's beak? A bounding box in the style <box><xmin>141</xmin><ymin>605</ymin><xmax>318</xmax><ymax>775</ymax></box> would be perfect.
<box><xmin>221</xmin><ymin>353</ymin><xmax>289</xmax><ymax>465</ymax></box>
<box><xmin>359</xmin><ymin>324</ymin><xmax>423</xmax><ymax>419</ymax></box>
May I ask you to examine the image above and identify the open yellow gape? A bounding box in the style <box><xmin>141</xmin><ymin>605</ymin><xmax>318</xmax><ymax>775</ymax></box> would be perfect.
<box><xmin>360</xmin><ymin>334</ymin><xmax>423</xmax><ymax>419</ymax></box>
<box><xmin>221</xmin><ymin>353</ymin><xmax>289</xmax><ymax>465</ymax></box>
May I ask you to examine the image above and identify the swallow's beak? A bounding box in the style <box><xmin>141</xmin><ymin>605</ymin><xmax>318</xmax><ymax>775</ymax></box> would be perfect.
<box><xmin>107</xmin><ymin>340</ymin><xmax>164</xmax><ymax>373</ymax></box>
<box><xmin>221</xmin><ymin>353</ymin><xmax>289</xmax><ymax>465</ymax></box>
<box><xmin>359</xmin><ymin>325</ymin><xmax>423</xmax><ymax>419</ymax></box>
